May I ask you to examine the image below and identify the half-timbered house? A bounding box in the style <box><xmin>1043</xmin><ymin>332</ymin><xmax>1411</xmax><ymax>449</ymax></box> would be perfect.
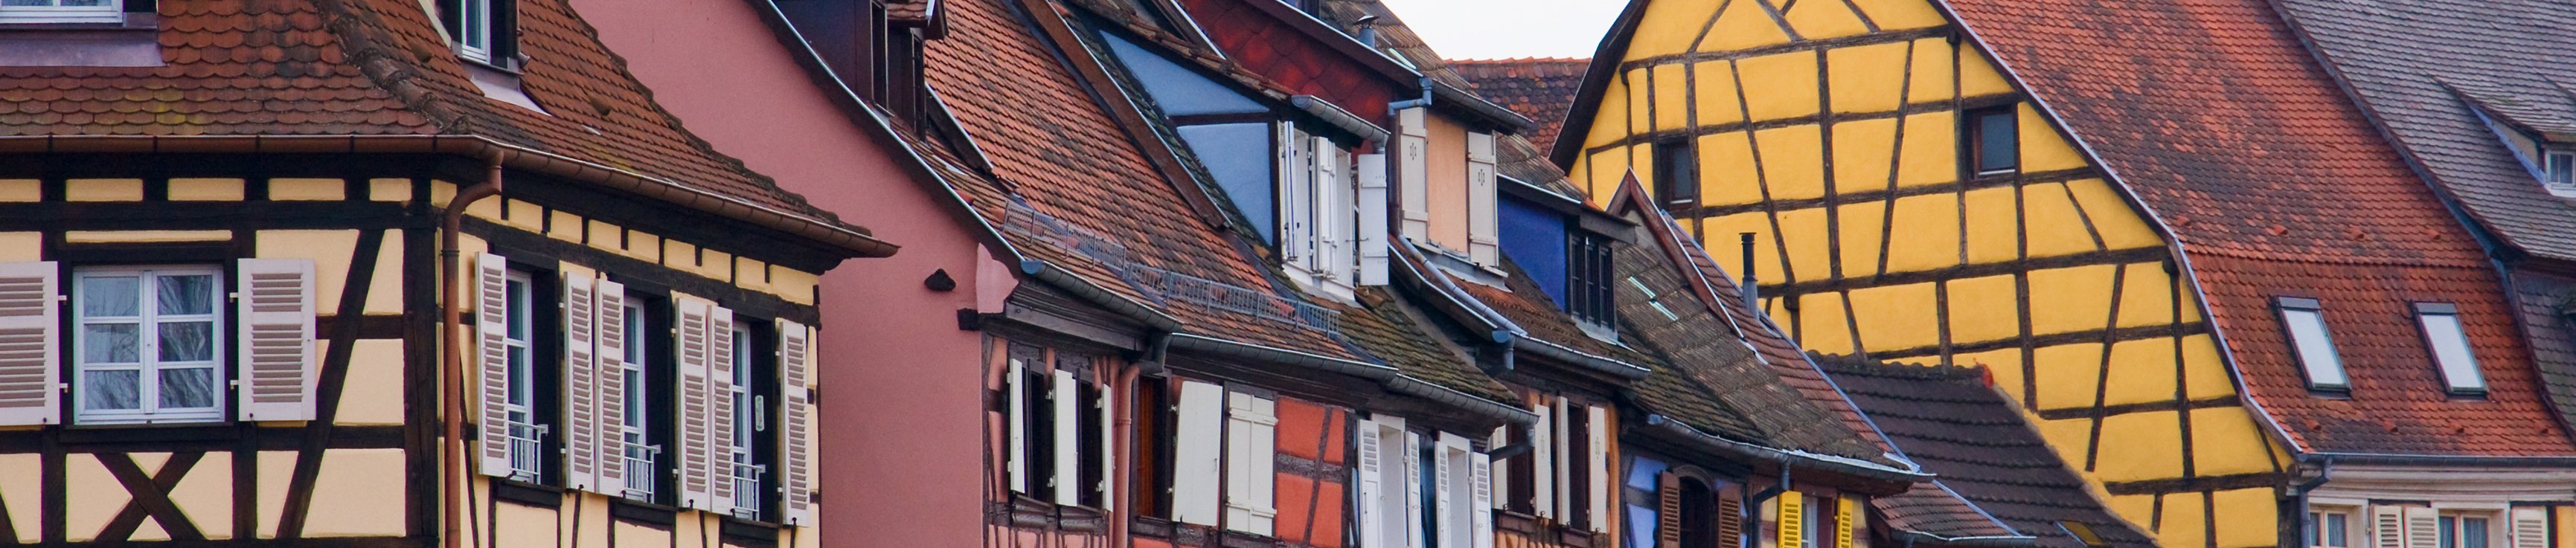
<box><xmin>0</xmin><ymin>0</ymin><xmax>894</xmax><ymax>546</ymax></box>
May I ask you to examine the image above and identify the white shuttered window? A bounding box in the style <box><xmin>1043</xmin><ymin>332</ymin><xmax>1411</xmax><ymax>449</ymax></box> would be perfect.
<box><xmin>1170</xmin><ymin>381</ymin><xmax>1225</xmax><ymax>526</ymax></box>
<box><xmin>562</xmin><ymin>274</ymin><xmax>601</xmax><ymax>491</ymax></box>
<box><xmin>595</xmin><ymin>281</ymin><xmax>632</xmax><ymax>496</ymax></box>
<box><xmin>676</xmin><ymin>297</ymin><xmax>717</xmax><ymax>510</ymax></box>
<box><xmin>1224</xmin><ymin>391</ymin><xmax>1278</xmax><ymax>535</ymax></box>
<box><xmin>778</xmin><ymin>319</ymin><xmax>816</xmax><ymax>526</ymax></box>
<box><xmin>0</xmin><ymin>262</ymin><xmax>55</xmax><ymax>426</ymax></box>
<box><xmin>235</xmin><ymin>259</ymin><xmax>315</xmax><ymax>422</ymax></box>
<box><xmin>1466</xmin><ymin>131</ymin><xmax>1499</xmax><ymax>267</ymax></box>
<box><xmin>75</xmin><ymin>265</ymin><xmax>226</xmax><ymax>425</ymax></box>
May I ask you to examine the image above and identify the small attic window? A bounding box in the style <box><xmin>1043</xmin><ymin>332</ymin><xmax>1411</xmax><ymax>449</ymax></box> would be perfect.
<box><xmin>2414</xmin><ymin>302</ymin><xmax>2487</xmax><ymax>396</ymax></box>
<box><xmin>1964</xmin><ymin>105</ymin><xmax>2019</xmax><ymax>176</ymax></box>
<box><xmin>0</xmin><ymin>0</ymin><xmax>122</xmax><ymax>24</ymax></box>
<box><xmin>440</xmin><ymin>0</ymin><xmax>518</xmax><ymax>69</ymax></box>
<box><xmin>2058</xmin><ymin>521</ymin><xmax>2109</xmax><ymax>548</ymax></box>
<box><xmin>2275</xmin><ymin>297</ymin><xmax>2349</xmax><ymax>393</ymax></box>
<box><xmin>2543</xmin><ymin>148</ymin><xmax>2576</xmax><ymax>193</ymax></box>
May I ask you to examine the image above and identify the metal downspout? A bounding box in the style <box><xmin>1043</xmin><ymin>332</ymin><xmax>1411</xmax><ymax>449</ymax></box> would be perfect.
<box><xmin>441</xmin><ymin>153</ymin><xmax>507</xmax><ymax>548</ymax></box>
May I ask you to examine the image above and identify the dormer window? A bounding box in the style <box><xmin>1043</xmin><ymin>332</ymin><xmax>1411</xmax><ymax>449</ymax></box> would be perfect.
<box><xmin>2413</xmin><ymin>303</ymin><xmax>2487</xmax><ymax>396</ymax></box>
<box><xmin>2543</xmin><ymin>148</ymin><xmax>2575</xmax><ymax>192</ymax></box>
<box><xmin>0</xmin><ymin>0</ymin><xmax>121</xmax><ymax>24</ymax></box>
<box><xmin>1278</xmin><ymin>124</ymin><xmax>1362</xmax><ymax>294</ymax></box>
<box><xmin>1566</xmin><ymin>231</ymin><xmax>1615</xmax><ymax>329</ymax></box>
<box><xmin>2274</xmin><ymin>297</ymin><xmax>2348</xmax><ymax>393</ymax></box>
<box><xmin>440</xmin><ymin>0</ymin><xmax>516</xmax><ymax>68</ymax></box>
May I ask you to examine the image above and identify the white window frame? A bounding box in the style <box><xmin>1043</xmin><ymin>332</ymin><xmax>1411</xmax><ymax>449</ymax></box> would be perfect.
<box><xmin>2543</xmin><ymin>148</ymin><xmax>2576</xmax><ymax>195</ymax></box>
<box><xmin>73</xmin><ymin>265</ymin><xmax>226</xmax><ymax>425</ymax></box>
<box><xmin>2438</xmin><ymin>511</ymin><xmax>2499</xmax><ymax>548</ymax></box>
<box><xmin>2414</xmin><ymin>303</ymin><xmax>2487</xmax><ymax>396</ymax></box>
<box><xmin>2276</xmin><ymin>297</ymin><xmax>2349</xmax><ymax>392</ymax></box>
<box><xmin>500</xmin><ymin>269</ymin><xmax>545</xmax><ymax>480</ymax></box>
<box><xmin>728</xmin><ymin>323</ymin><xmax>762</xmax><ymax>518</ymax></box>
<box><xmin>1278</xmin><ymin>123</ymin><xmax>1360</xmax><ymax>299</ymax></box>
<box><xmin>618</xmin><ymin>300</ymin><xmax>657</xmax><ymax>499</ymax></box>
<box><xmin>0</xmin><ymin>0</ymin><xmax>123</xmax><ymax>24</ymax></box>
<box><xmin>455</xmin><ymin>0</ymin><xmax>494</xmax><ymax>63</ymax></box>
<box><xmin>2309</xmin><ymin>507</ymin><xmax>2355</xmax><ymax>548</ymax></box>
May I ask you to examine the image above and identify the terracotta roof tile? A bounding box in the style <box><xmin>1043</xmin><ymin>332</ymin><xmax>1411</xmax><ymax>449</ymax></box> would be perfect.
<box><xmin>1448</xmin><ymin>57</ymin><xmax>1587</xmax><ymax>153</ymax></box>
<box><xmin>1614</xmin><ymin>239</ymin><xmax>1885</xmax><ymax>462</ymax></box>
<box><xmin>1308</xmin><ymin>0</ymin><xmax>1589</xmax><ymax>198</ymax></box>
<box><xmin>1946</xmin><ymin>0</ymin><xmax>2572</xmax><ymax>457</ymax></box>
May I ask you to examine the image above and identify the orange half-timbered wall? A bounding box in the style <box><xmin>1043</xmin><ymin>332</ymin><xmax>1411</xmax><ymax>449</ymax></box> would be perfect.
<box><xmin>1564</xmin><ymin>1</ymin><xmax>2288</xmax><ymax>546</ymax></box>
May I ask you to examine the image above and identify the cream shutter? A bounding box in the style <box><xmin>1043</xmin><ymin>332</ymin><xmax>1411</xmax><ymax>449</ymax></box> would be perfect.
<box><xmin>2404</xmin><ymin>506</ymin><xmax>2438</xmax><ymax>548</ymax></box>
<box><xmin>1471</xmin><ymin>449</ymin><xmax>1493</xmax><ymax>548</ymax></box>
<box><xmin>1279</xmin><ymin>123</ymin><xmax>1314</xmax><ymax>268</ymax></box>
<box><xmin>2513</xmin><ymin>507</ymin><xmax>2548</xmax><ymax>548</ymax></box>
<box><xmin>1466</xmin><ymin>131</ymin><xmax>1499</xmax><ymax>266</ymax></box>
<box><xmin>1405</xmin><ymin>431</ymin><xmax>1426</xmax><ymax>548</ymax></box>
<box><xmin>1052</xmin><ymin>369</ymin><xmax>1081</xmax><ymax>506</ymax></box>
<box><xmin>594</xmin><ymin>281</ymin><xmax>629</xmax><ymax>493</ymax></box>
<box><xmin>475</xmin><ymin>253</ymin><xmax>514</xmax><ymax>477</ymax></box>
<box><xmin>1356</xmin><ymin>418</ymin><xmax>1388</xmax><ymax>548</ymax></box>
<box><xmin>1551</xmin><ymin>397</ymin><xmax>1571</xmax><ymax>520</ymax></box>
<box><xmin>235</xmin><ymin>259</ymin><xmax>317</xmax><ymax>422</ymax></box>
<box><xmin>1098</xmin><ymin>377</ymin><xmax>1116</xmax><ymax>511</ymax></box>
<box><xmin>1398</xmin><ymin>108</ymin><xmax>1430</xmax><ymax>242</ymax></box>
<box><xmin>1435</xmin><ymin>433</ymin><xmax>1464</xmax><ymax>548</ymax></box>
<box><xmin>1487</xmin><ymin>427</ymin><xmax>1508</xmax><ymax>510</ymax></box>
<box><xmin>706</xmin><ymin>306</ymin><xmax>739</xmax><ymax>514</ymax></box>
<box><xmin>1587</xmin><ymin>404</ymin><xmax>1610</xmax><ymax>532</ymax></box>
<box><xmin>778</xmin><ymin>319</ymin><xmax>816</xmax><ymax>526</ymax></box>
<box><xmin>675</xmin><ymin>297</ymin><xmax>715</xmax><ymax>510</ymax></box>
<box><xmin>1777</xmin><ymin>493</ymin><xmax>1805</xmax><ymax>548</ymax></box>
<box><xmin>1531</xmin><ymin>403</ymin><xmax>1555</xmax><ymax>520</ymax></box>
<box><xmin>1358</xmin><ymin>152</ymin><xmax>1391</xmax><ymax>286</ymax></box>
<box><xmin>560</xmin><ymin>274</ymin><xmax>600</xmax><ymax>491</ymax></box>
<box><xmin>0</xmin><ymin>262</ymin><xmax>56</xmax><ymax>426</ymax></box>
<box><xmin>1005</xmin><ymin>358</ymin><xmax>1028</xmax><ymax>494</ymax></box>
<box><xmin>2374</xmin><ymin>506</ymin><xmax>2406</xmax><ymax>548</ymax></box>
<box><xmin>1225</xmin><ymin>392</ymin><xmax>1278</xmax><ymax>535</ymax></box>
<box><xmin>1171</xmin><ymin>381</ymin><xmax>1225</xmax><ymax>526</ymax></box>
<box><xmin>1317</xmin><ymin>138</ymin><xmax>1354</xmax><ymax>280</ymax></box>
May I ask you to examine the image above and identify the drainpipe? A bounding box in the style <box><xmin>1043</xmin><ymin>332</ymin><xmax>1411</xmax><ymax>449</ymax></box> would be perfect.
<box><xmin>1388</xmin><ymin>77</ymin><xmax>1434</xmax><ymax>112</ymax></box>
<box><xmin>2291</xmin><ymin>457</ymin><xmax>2336</xmax><ymax>548</ymax></box>
<box><xmin>442</xmin><ymin>154</ymin><xmax>507</xmax><ymax>548</ymax></box>
<box><xmin>1116</xmin><ymin>334</ymin><xmax>1169</xmax><ymax>548</ymax></box>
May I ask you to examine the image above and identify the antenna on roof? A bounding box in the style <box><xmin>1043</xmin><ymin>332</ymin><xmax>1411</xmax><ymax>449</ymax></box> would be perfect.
<box><xmin>1740</xmin><ymin>233</ymin><xmax>1759</xmax><ymax>310</ymax></box>
<box><xmin>1353</xmin><ymin>15</ymin><xmax>1380</xmax><ymax>47</ymax></box>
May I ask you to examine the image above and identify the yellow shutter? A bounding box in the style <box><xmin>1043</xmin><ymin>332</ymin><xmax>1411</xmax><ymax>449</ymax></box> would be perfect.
<box><xmin>1778</xmin><ymin>493</ymin><xmax>1805</xmax><ymax>548</ymax></box>
<box><xmin>1836</xmin><ymin>497</ymin><xmax>1857</xmax><ymax>548</ymax></box>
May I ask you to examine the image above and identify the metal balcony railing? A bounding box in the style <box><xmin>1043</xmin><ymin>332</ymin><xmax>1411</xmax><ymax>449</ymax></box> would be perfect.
<box><xmin>504</xmin><ymin>420</ymin><xmax>548</xmax><ymax>482</ymax></box>
<box><xmin>731</xmin><ymin>457</ymin><xmax>766</xmax><ymax>518</ymax></box>
<box><xmin>623</xmin><ymin>442</ymin><xmax>662</xmax><ymax>500</ymax></box>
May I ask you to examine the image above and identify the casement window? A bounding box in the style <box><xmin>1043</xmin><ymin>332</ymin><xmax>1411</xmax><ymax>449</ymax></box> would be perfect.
<box><xmin>2440</xmin><ymin>513</ymin><xmax>2494</xmax><ymax>548</ymax></box>
<box><xmin>1354</xmin><ymin>416</ymin><xmax>1490</xmax><ymax>548</ymax></box>
<box><xmin>74</xmin><ymin>266</ymin><xmax>225</xmax><ymax>425</ymax></box>
<box><xmin>0</xmin><ymin>0</ymin><xmax>122</xmax><ymax>24</ymax></box>
<box><xmin>1003</xmin><ymin>349</ymin><xmax>1113</xmax><ymax>509</ymax></box>
<box><xmin>1167</xmin><ymin>381</ymin><xmax>1274</xmax><ymax>530</ymax></box>
<box><xmin>475</xmin><ymin>259</ymin><xmax>548</xmax><ymax>482</ymax></box>
<box><xmin>1964</xmin><ymin>106</ymin><xmax>2019</xmax><ymax>176</ymax></box>
<box><xmin>1279</xmin><ymin>124</ymin><xmax>1364</xmax><ymax>289</ymax></box>
<box><xmin>1654</xmin><ymin>139</ymin><xmax>1699</xmax><ymax>208</ymax></box>
<box><xmin>439</xmin><ymin>0</ymin><xmax>517</xmax><ymax>66</ymax></box>
<box><xmin>2275</xmin><ymin>297</ymin><xmax>2349</xmax><ymax>393</ymax></box>
<box><xmin>44</xmin><ymin>260</ymin><xmax>315</xmax><ymax>427</ymax></box>
<box><xmin>1507</xmin><ymin>398</ymin><xmax>1606</xmax><ymax>531</ymax></box>
<box><xmin>728</xmin><ymin>323</ymin><xmax>764</xmax><ymax>519</ymax></box>
<box><xmin>2543</xmin><ymin>148</ymin><xmax>2576</xmax><ymax>191</ymax></box>
<box><xmin>2309</xmin><ymin>509</ymin><xmax>2353</xmax><ymax>548</ymax></box>
<box><xmin>617</xmin><ymin>297</ymin><xmax>657</xmax><ymax>499</ymax></box>
<box><xmin>2413</xmin><ymin>303</ymin><xmax>2487</xmax><ymax>396</ymax></box>
<box><xmin>1566</xmin><ymin>231</ymin><xmax>1617</xmax><ymax>329</ymax></box>
<box><xmin>2372</xmin><ymin>506</ymin><xmax>2540</xmax><ymax>548</ymax></box>
<box><xmin>1770</xmin><ymin>492</ymin><xmax>1856</xmax><ymax>548</ymax></box>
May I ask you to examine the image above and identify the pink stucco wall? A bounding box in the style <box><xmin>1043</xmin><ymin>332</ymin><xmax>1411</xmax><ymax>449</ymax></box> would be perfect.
<box><xmin>574</xmin><ymin>1</ymin><xmax>995</xmax><ymax>546</ymax></box>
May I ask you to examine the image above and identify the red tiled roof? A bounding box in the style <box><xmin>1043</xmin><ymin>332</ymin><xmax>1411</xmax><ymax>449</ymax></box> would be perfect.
<box><xmin>1944</xmin><ymin>0</ymin><xmax>2575</xmax><ymax>455</ymax></box>
<box><xmin>889</xmin><ymin>0</ymin><xmax>935</xmax><ymax>22</ymax></box>
<box><xmin>0</xmin><ymin>0</ymin><xmax>848</xmax><ymax>230</ymax></box>
<box><xmin>1449</xmin><ymin>57</ymin><xmax>1587</xmax><ymax>152</ymax></box>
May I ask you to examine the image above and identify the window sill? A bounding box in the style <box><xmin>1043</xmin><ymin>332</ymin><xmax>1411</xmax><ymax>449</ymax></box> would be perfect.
<box><xmin>0</xmin><ymin>13</ymin><xmax>160</xmax><ymax>67</ymax></box>
<box><xmin>610</xmin><ymin>497</ymin><xmax>680</xmax><ymax>527</ymax></box>
<box><xmin>490</xmin><ymin>478</ymin><xmax>563</xmax><ymax>509</ymax></box>
<box><xmin>2547</xmin><ymin>183</ymin><xmax>2576</xmax><ymax>199</ymax></box>
<box><xmin>719</xmin><ymin>517</ymin><xmax>781</xmax><ymax>547</ymax></box>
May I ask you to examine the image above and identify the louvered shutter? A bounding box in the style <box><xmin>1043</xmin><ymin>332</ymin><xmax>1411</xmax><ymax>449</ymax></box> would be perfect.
<box><xmin>1358</xmin><ymin>152</ymin><xmax>1391</xmax><ymax>286</ymax></box>
<box><xmin>1588</xmin><ymin>404</ymin><xmax>1610</xmax><ymax>532</ymax></box>
<box><xmin>2374</xmin><ymin>506</ymin><xmax>2406</xmax><ymax>548</ymax></box>
<box><xmin>1398</xmin><ymin>108</ymin><xmax>1430</xmax><ymax>242</ymax></box>
<box><xmin>1657</xmin><ymin>473</ymin><xmax>1682</xmax><ymax>548</ymax></box>
<box><xmin>1006</xmin><ymin>358</ymin><xmax>1028</xmax><ymax>494</ymax></box>
<box><xmin>594</xmin><ymin>281</ymin><xmax>629</xmax><ymax>494</ymax></box>
<box><xmin>2406</xmin><ymin>507</ymin><xmax>2440</xmax><ymax>548</ymax></box>
<box><xmin>560</xmin><ymin>274</ymin><xmax>600</xmax><ymax>491</ymax></box>
<box><xmin>2513</xmin><ymin>507</ymin><xmax>2548</xmax><ymax>548</ymax></box>
<box><xmin>1836</xmin><ymin>497</ymin><xmax>1856</xmax><ymax>548</ymax></box>
<box><xmin>1171</xmin><ymin>381</ymin><xmax>1224</xmax><ymax>526</ymax></box>
<box><xmin>676</xmin><ymin>297</ymin><xmax>715</xmax><ymax>510</ymax></box>
<box><xmin>1533</xmin><ymin>402</ymin><xmax>1556</xmax><ymax>520</ymax></box>
<box><xmin>778</xmin><ymin>319</ymin><xmax>816</xmax><ymax>526</ymax></box>
<box><xmin>1225</xmin><ymin>392</ymin><xmax>1278</xmax><ymax>535</ymax></box>
<box><xmin>1053</xmin><ymin>368</ymin><xmax>1082</xmax><ymax>506</ymax></box>
<box><xmin>1777</xmin><ymin>494</ymin><xmax>1805</xmax><ymax>548</ymax></box>
<box><xmin>1716</xmin><ymin>483</ymin><xmax>1746</xmax><ymax>548</ymax></box>
<box><xmin>1357</xmin><ymin>419</ymin><xmax>1388</xmax><ymax>548</ymax></box>
<box><xmin>236</xmin><ymin>259</ymin><xmax>317</xmax><ymax>422</ymax></box>
<box><xmin>1434</xmin><ymin>433</ymin><xmax>1459</xmax><ymax>548</ymax></box>
<box><xmin>475</xmin><ymin>253</ymin><xmax>514</xmax><ymax>477</ymax></box>
<box><xmin>706</xmin><ymin>306</ymin><xmax>738</xmax><ymax>514</ymax></box>
<box><xmin>1472</xmin><ymin>450</ymin><xmax>1494</xmax><ymax>548</ymax></box>
<box><xmin>1405</xmin><ymin>431</ymin><xmax>1425</xmax><ymax>548</ymax></box>
<box><xmin>1318</xmin><ymin>138</ymin><xmax>1355</xmax><ymax>280</ymax></box>
<box><xmin>1279</xmin><ymin>123</ymin><xmax>1313</xmax><ymax>267</ymax></box>
<box><xmin>1466</xmin><ymin>131</ymin><xmax>1499</xmax><ymax>266</ymax></box>
<box><xmin>0</xmin><ymin>262</ymin><xmax>55</xmax><ymax>426</ymax></box>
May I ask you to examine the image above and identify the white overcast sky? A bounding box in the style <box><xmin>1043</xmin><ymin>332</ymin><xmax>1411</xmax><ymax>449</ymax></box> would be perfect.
<box><xmin>1377</xmin><ymin>0</ymin><xmax>1630</xmax><ymax>60</ymax></box>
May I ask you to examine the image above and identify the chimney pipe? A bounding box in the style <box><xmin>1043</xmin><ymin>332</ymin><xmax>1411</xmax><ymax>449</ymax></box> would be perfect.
<box><xmin>1353</xmin><ymin>15</ymin><xmax>1380</xmax><ymax>47</ymax></box>
<box><xmin>1739</xmin><ymin>233</ymin><xmax>1758</xmax><ymax>309</ymax></box>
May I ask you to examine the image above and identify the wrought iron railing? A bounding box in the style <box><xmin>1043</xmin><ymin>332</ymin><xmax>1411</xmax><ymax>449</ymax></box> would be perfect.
<box><xmin>623</xmin><ymin>442</ymin><xmax>661</xmax><ymax>500</ymax></box>
<box><xmin>504</xmin><ymin>420</ymin><xmax>548</xmax><ymax>482</ymax></box>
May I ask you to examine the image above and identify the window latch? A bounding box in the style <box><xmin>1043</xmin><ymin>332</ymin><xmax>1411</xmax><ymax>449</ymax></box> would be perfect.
<box><xmin>228</xmin><ymin>291</ymin><xmax>240</xmax><ymax>303</ymax></box>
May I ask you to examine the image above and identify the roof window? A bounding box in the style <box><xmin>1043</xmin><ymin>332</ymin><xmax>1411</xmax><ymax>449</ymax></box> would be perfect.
<box><xmin>2274</xmin><ymin>297</ymin><xmax>2348</xmax><ymax>393</ymax></box>
<box><xmin>2413</xmin><ymin>303</ymin><xmax>2487</xmax><ymax>396</ymax></box>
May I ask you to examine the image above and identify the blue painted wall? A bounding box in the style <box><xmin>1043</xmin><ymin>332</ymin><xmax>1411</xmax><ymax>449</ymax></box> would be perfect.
<box><xmin>1097</xmin><ymin>32</ymin><xmax>1268</xmax><ymax>117</ymax></box>
<box><xmin>1499</xmin><ymin>194</ymin><xmax>1569</xmax><ymax>306</ymax></box>
<box><xmin>1176</xmin><ymin>123</ymin><xmax>1277</xmax><ymax>242</ymax></box>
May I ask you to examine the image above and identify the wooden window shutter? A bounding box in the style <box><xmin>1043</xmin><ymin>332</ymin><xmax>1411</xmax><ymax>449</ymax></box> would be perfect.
<box><xmin>0</xmin><ymin>262</ymin><xmax>57</xmax><ymax>426</ymax></box>
<box><xmin>1404</xmin><ymin>431</ymin><xmax>1425</xmax><ymax>548</ymax></box>
<box><xmin>1313</xmin><ymin>136</ymin><xmax>1344</xmax><ymax>277</ymax></box>
<box><xmin>2404</xmin><ymin>506</ymin><xmax>2439</xmax><ymax>548</ymax></box>
<box><xmin>560</xmin><ymin>274</ymin><xmax>600</xmax><ymax>491</ymax></box>
<box><xmin>1223</xmin><ymin>392</ymin><xmax>1278</xmax><ymax>535</ymax></box>
<box><xmin>1356</xmin><ymin>418</ymin><xmax>1386</xmax><ymax>548</ymax></box>
<box><xmin>236</xmin><ymin>259</ymin><xmax>316</xmax><ymax>422</ymax></box>
<box><xmin>1533</xmin><ymin>402</ymin><xmax>1555</xmax><ymax>520</ymax></box>
<box><xmin>1358</xmin><ymin>152</ymin><xmax>1391</xmax><ymax>286</ymax></box>
<box><xmin>1777</xmin><ymin>492</ymin><xmax>1805</xmax><ymax>548</ymax></box>
<box><xmin>1658</xmin><ymin>473</ymin><xmax>1682</xmax><ymax>548</ymax></box>
<box><xmin>1052</xmin><ymin>368</ymin><xmax>1082</xmax><ymax>506</ymax></box>
<box><xmin>777</xmin><ymin>319</ymin><xmax>816</xmax><ymax>526</ymax></box>
<box><xmin>1398</xmin><ymin>108</ymin><xmax>1431</xmax><ymax>242</ymax></box>
<box><xmin>706</xmin><ymin>306</ymin><xmax>739</xmax><ymax>514</ymax></box>
<box><xmin>1836</xmin><ymin>497</ymin><xmax>1857</xmax><ymax>548</ymax></box>
<box><xmin>676</xmin><ymin>297</ymin><xmax>715</xmax><ymax>510</ymax></box>
<box><xmin>2514</xmin><ymin>507</ymin><xmax>2550</xmax><ymax>548</ymax></box>
<box><xmin>1433</xmin><ymin>433</ymin><xmax>1460</xmax><ymax>548</ymax></box>
<box><xmin>1170</xmin><ymin>381</ymin><xmax>1225</xmax><ymax>526</ymax></box>
<box><xmin>1587</xmin><ymin>404</ymin><xmax>1611</xmax><ymax>532</ymax></box>
<box><xmin>1466</xmin><ymin>131</ymin><xmax>1499</xmax><ymax>266</ymax></box>
<box><xmin>593</xmin><ymin>280</ymin><xmax>629</xmax><ymax>493</ymax></box>
<box><xmin>1278</xmin><ymin>123</ymin><xmax>1313</xmax><ymax>267</ymax></box>
<box><xmin>1716</xmin><ymin>483</ymin><xmax>1746</xmax><ymax>548</ymax></box>
<box><xmin>474</xmin><ymin>253</ymin><xmax>514</xmax><ymax>477</ymax></box>
<box><xmin>1472</xmin><ymin>449</ymin><xmax>1494</xmax><ymax>548</ymax></box>
<box><xmin>1487</xmin><ymin>426</ymin><xmax>1510</xmax><ymax>511</ymax></box>
<box><xmin>1006</xmin><ymin>358</ymin><xmax>1028</xmax><ymax>494</ymax></box>
<box><xmin>1097</xmin><ymin>376</ymin><xmax>1116</xmax><ymax>511</ymax></box>
<box><xmin>2374</xmin><ymin>506</ymin><xmax>2406</xmax><ymax>548</ymax></box>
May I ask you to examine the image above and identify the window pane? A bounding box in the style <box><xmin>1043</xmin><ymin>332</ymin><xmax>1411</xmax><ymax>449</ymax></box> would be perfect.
<box><xmin>83</xmin><ymin>370</ymin><xmax>139</xmax><ymax>410</ymax></box>
<box><xmin>2550</xmin><ymin>154</ymin><xmax>2575</xmax><ymax>185</ymax></box>
<box><xmin>156</xmin><ymin>274</ymin><xmax>216</xmax><ymax>315</ymax></box>
<box><xmin>2420</xmin><ymin>313</ymin><xmax>2485</xmax><ymax>392</ymax></box>
<box><xmin>2440</xmin><ymin>517</ymin><xmax>2456</xmax><ymax>548</ymax></box>
<box><xmin>158</xmin><ymin>367</ymin><xmax>217</xmax><ymax>409</ymax></box>
<box><xmin>624</xmin><ymin>369</ymin><xmax>646</xmax><ymax>428</ymax></box>
<box><xmin>158</xmin><ymin>320</ymin><xmax>214</xmax><ymax>361</ymax></box>
<box><xmin>2327</xmin><ymin>512</ymin><xmax>2348</xmax><ymax>547</ymax></box>
<box><xmin>1979</xmin><ymin>111</ymin><xmax>2019</xmax><ymax>172</ymax></box>
<box><xmin>2463</xmin><ymin>518</ymin><xmax>2488</xmax><ymax>548</ymax></box>
<box><xmin>2281</xmin><ymin>309</ymin><xmax>2347</xmax><ymax>387</ymax></box>
<box><xmin>84</xmin><ymin>323</ymin><xmax>140</xmax><ymax>363</ymax></box>
<box><xmin>83</xmin><ymin>276</ymin><xmax>140</xmax><ymax>317</ymax></box>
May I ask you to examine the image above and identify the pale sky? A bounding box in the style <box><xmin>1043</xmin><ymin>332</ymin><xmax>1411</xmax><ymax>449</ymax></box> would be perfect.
<box><xmin>1376</xmin><ymin>0</ymin><xmax>1630</xmax><ymax>60</ymax></box>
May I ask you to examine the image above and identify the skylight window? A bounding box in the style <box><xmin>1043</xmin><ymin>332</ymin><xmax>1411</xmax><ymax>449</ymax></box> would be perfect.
<box><xmin>2275</xmin><ymin>297</ymin><xmax>2348</xmax><ymax>392</ymax></box>
<box><xmin>2415</xmin><ymin>303</ymin><xmax>2487</xmax><ymax>396</ymax></box>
